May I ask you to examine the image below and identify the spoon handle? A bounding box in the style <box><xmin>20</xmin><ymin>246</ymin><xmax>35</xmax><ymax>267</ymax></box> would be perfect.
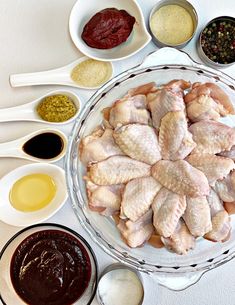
<box><xmin>0</xmin><ymin>139</ymin><xmax>23</xmax><ymax>158</ymax></box>
<box><xmin>0</xmin><ymin>104</ymin><xmax>34</xmax><ymax>122</ymax></box>
<box><xmin>10</xmin><ymin>68</ymin><xmax>70</xmax><ymax>87</ymax></box>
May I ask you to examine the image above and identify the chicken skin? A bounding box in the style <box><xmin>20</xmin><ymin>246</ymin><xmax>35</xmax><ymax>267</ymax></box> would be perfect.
<box><xmin>107</xmin><ymin>94</ymin><xmax>151</xmax><ymax>128</ymax></box>
<box><xmin>185</xmin><ymin>82</ymin><xmax>234</xmax><ymax>121</ymax></box>
<box><xmin>183</xmin><ymin>196</ymin><xmax>212</xmax><ymax>237</ymax></box>
<box><xmin>186</xmin><ymin>154</ymin><xmax>235</xmax><ymax>186</ymax></box>
<box><xmin>189</xmin><ymin>120</ymin><xmax>235</xmax><ymax>154</ymax></box>
<box><xmin>121</xmin><ymin>177</ymin><xmax>162</xmax><ymax>222</ymax></box>
<box><xmin>147</xmin><ymin>79</ymin><xmax>189</xmax><ymax>130</ymax></box>
<box><xmin>204</xmin><ymin>189</ymin><xmax>231</xmax><ymax>242</ymax></box>
<box><xmin>152</xmin><ymin>160</ymin><xmax>209</xmax><ymax>197</ymax></box>
<box><xmin>159</xmin><ymin>111</ymin><xmax>196</xmax><ymax>160</ymax></box>
<box><xmin>152</xmin><ymin>188</ymin><xmax>186</xmax><ymax>237</ymax></box>
<box><xmin>80</xmin><ymin>127</ymin><xmax>124</xmax><ymax>165</ymax></box>
<box><xmin>114</xmin><ymin>124</ymin><xmax>161</xmax><ymax>165</ymax></box>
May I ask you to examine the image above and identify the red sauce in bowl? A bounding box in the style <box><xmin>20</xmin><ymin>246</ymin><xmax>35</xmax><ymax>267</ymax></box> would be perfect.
<box><xmin>10</xmin><ymin>230</ymin><xmax>91</xmax><ymax>305</ymax></box>
<box><xmin>81</xmin><ymin>8</ymin><xmax>135</xmax><ymax>49</ymax></box>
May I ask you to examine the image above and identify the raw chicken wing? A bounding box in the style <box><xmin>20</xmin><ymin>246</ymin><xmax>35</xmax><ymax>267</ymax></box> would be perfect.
<box><xmin>161</xmin><ymin>220</ymin><xmax>195</xmax><ymax>255</ymax></box>
<box><xmin>152</xmin><ymin>188</ymin><xmax>186</xmax><ymax>237</ymax></box>
<box><xmin>80</xmin><ymin>127</ymin><xmax>123</xmax><ymax>165</ymax></box>
<box><xmin>121</xmin><ymin>177</ymin><xmax>162</xmax><ymax>221</ymax></box>
<box><xmin>185</xmin><ymin>82</ymin><xmax>234</xmax><ymax>115</ymax></box>
<box><xmin>186</xmin><ymin>154</ymin><xmax>235</xmax><ymax>186</ymax></box>
<box><xmin>128</xmin><ymin>82</ymin><xmax>157</xmax><ymax>96</ymax></box>
<box><xmin>159</xmin><ymin>111</ymin><xmax>196</xmax><ymax>160</ymax></box>
<box><xmin>164</xmin><ymin>79</ymin><xmax>191</xmax><ymax>92</ymax></box>
<box><xmin>113</xmin><ymin>124</ymin><xmax>161</xmax><ymax>165</ymax></box>
<box><xmin>86</xmin><ymin>179</ymin><xmax>124</xmax><ymax>216</ymax></box>
<box><xmin>186</xmin><ymin>95</ymin><xmax>226</xmax><ymax>122</ymax></box>
<box><xmin>147</xmin><ymin>80</ymin><xmax>188</xmax><ymax>129</ymax></box>
<box><xmin>151</xmin><ymin>160</ymin><xmax>209</xmax><ymax>197</ymax></box>
<box><xmin>107</xmin><ymin>95</ymin><xmax>150</xmax><ymax>128</ymax></box>
<box><xmin>214</xmin><ymin>170</ymin><xmax>235</xmax><ymax>202</ymax></box>
<box><xmin>183</xmin><ymin>196</ymin><xmax>212</xmax><ymax>237</ymax></box>
<box><xmin>117</xmin><ymin>209</ymin><xmax>154</xmax><ymax>248</ymax></box>
<box><xmin>89</xmin><ymin>156</ymin><xmax>151</xmax><ymax>185</ymax></box>
<box><xmin>204</xmin><ymin>189</ymin><xmax>231</xmax><ymax>242</ymax></box>
<box><xmin>189</xmin><ymin>120</ymin><xmax>235</xmax><ymax>154</ymax></box>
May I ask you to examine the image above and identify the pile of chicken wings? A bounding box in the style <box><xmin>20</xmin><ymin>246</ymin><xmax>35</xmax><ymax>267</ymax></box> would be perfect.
<box><xmin>79</xmin><ymin>80</ymin><xmax>235</xmax><ymax>255</ymax></box>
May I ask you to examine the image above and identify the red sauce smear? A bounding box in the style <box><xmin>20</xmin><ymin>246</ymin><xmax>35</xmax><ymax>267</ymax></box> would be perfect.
<box><xmin>10</xmin><ymin>230</ymin><xmax>91</xmax><ymax>305</ymax></box>
<box><xmin>81</xmin><ymin>8</ymin><xmax>136</xmax><ymax>49</ymax></box>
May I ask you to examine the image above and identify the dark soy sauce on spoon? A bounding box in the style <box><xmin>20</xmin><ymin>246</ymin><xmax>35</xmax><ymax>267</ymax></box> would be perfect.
<box><xmin>23</xmin><ymin>132</ymin><xmax>64</xmax><ymax>159</ymax></box>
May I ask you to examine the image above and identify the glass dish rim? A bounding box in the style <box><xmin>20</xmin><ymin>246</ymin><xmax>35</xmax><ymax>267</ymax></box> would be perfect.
<box><xmin>0</xmin><ymin>222</ymin><xmax>98</xmax><ymax>305</ymax></box>
<box><xmin>65</xmin><ymin>54</ymin><xmax>235</xmax><ymax>277</ymax></box>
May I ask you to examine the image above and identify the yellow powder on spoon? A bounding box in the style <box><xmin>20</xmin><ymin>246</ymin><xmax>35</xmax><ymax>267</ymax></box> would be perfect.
<box><xmin>150</xmin><ymin>4</ymin><xmax>194</xmax><ymax>45</ymax></box>
<box><xmin>71</xmin><ymin>59</ymin><xmax>112</xmax><ymax>88</ymax></box>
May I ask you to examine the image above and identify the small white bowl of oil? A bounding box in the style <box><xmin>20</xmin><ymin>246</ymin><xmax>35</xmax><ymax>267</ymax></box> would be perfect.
<box><xmin>0</xmin><ymin>163</ymin><xmax>68</xmax><ymax>227</ymax></box>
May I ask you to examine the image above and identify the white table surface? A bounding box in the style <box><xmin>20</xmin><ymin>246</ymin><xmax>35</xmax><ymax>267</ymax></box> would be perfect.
<box><xmin>0</xmin><ymin>0</ymin><xmax>235</xmax><ymax>304</ymax></box>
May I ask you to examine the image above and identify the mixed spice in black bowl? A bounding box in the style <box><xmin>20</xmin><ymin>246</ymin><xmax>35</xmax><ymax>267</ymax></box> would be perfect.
<box><xmin>198</xmin><ymin>16</ymin><xmax>235</xmax><ymax>67</ymax></box>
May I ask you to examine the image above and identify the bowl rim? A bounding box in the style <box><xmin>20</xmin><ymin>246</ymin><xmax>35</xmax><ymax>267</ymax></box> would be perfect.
<box><xmin>0</xmin><ymin>222</ymin><xmax>99</xmax><ymax>305</ymax></box>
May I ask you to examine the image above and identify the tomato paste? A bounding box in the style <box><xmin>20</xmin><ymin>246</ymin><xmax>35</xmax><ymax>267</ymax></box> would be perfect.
<box><xmin>81</xmin><ymin>8</ymin><xmax>135</xmax><ymax>49</ymax></box>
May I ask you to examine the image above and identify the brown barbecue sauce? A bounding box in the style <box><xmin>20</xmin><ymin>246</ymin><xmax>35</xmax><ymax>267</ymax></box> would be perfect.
<box><xmin>10</xmin><ymin>230</ymin><xmax>91</xmax><ymax>305</ymax></box>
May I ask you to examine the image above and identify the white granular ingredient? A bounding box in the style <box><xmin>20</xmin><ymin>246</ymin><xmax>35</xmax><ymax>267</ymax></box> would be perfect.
<box><xmin>98</xmin><ymin>269</ymin><xmax>143</xmax><ymax>305</ymax></box>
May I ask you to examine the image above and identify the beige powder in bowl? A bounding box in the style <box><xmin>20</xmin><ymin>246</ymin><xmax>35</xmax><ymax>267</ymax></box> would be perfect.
<box><xmin>150</xmin><ymin>4</ymin><xmax>194</xmax><ymax>45</ymax></box>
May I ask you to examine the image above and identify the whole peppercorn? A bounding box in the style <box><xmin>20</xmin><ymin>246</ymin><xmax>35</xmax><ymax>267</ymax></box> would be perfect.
<box><xmin>201</xmin><ymin>18</ymin><xmax>235</xmax><ymax>64</ymax></box>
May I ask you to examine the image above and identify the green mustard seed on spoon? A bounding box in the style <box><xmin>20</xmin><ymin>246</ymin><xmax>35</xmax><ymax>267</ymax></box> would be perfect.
<box><xmin>37</xmin><ymin>94</ymin><xmax>77</xmax><ymax>122</ymax></box>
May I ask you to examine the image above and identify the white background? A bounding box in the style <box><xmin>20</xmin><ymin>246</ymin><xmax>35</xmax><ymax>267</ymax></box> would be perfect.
<box><xmin>0</xmin><ymin>0</ymin><xmax>235</xmax><ymax>304</ymax></box>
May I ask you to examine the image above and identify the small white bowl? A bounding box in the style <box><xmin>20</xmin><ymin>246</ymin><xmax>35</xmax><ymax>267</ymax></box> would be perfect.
<box><xmin>0</xmin><ymin>164</ymin><xmax>68</xmax><ymax>227</ymax></box>
<box><xmin>69</xmin><ymin>0</ymin><xmax>151</xmax><ymax>61</ymax></box>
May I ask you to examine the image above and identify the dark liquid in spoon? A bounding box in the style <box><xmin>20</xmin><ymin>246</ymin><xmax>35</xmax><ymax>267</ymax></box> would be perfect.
<box><xmin>23</xmin><ymin>132</ymin><xmax>64</xmax><ymax>159</ymax></box>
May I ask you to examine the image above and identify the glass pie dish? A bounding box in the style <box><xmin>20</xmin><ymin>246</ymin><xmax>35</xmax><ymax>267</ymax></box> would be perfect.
<box><xmin>65</xmin><ymin>47</ymin><xmax>235</xmax><ymax>290</ymax></box>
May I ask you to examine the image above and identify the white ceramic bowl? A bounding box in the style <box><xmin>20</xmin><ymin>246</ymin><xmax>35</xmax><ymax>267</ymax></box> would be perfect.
<box><xmin>0</xmin><ymin>163</ymin><xmax>68</xmax><ymax>226</ymax></box>
<box><xmin>69</xmin><ymin>0</ymin><xmax>151</xmax><ymax>61</ymax></box>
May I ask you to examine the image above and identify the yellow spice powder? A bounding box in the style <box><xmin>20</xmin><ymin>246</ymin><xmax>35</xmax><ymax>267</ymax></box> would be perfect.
<box><xmin>71</xmin><ymin>59</ymin><xmax>112</xmax><ymax>88</ymax></box>
<box><xmin>150</xmin><ymin>4</ymin><xmax>194</xmax><ymax>45</ymax></box>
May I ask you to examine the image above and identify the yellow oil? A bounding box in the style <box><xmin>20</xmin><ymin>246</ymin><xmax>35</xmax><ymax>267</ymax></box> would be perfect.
<box><xmin>9</xmin><ymin>173</ymin><xmax>57</xmax><ymax>212</ymax></box>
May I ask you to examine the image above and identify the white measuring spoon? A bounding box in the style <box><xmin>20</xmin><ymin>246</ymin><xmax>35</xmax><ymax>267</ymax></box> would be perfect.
<box><xmin>0</xmin><ymin>128</ymin><xmax>67</xmax><ymax>163</ymax></box>
<box><xmin>10</xmin><ymin>56</ymin><xmax>114</xmax><ymax>89</ymax></box>
<box><xmin>0</xmin><ymin>89</ymin><xmax>81</xmax><ymax>124</ymax></box>
<box><xmin>0</xmin><ymin>163</ymin><xmax>68</xmax><ymax>226</ymax></box>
